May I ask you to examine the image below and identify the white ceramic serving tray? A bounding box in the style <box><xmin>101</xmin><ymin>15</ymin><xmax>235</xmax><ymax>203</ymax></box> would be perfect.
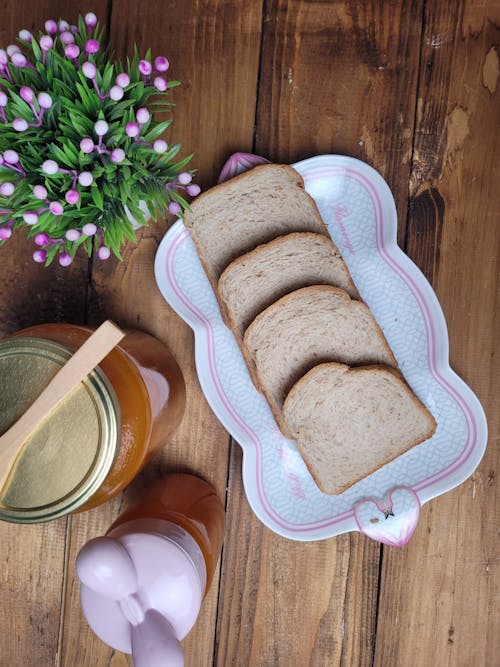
<box><xmin>154</xmin><ymin>154</ymin><xmax>487</xmax><ymax>544</ymax></box>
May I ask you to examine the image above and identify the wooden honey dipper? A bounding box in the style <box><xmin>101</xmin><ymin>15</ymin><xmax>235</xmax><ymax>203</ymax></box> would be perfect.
<box><xmin>0</xmin><ymin>320</ymin><xmax>125</xmax><ymax>493</ymax></box>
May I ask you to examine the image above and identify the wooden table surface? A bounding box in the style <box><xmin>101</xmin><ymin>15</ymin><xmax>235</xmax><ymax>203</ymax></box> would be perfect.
<box><xmin>1</xmin><ymin>1</ymin><xmax>498</xmax><ymax>665</ymax></box>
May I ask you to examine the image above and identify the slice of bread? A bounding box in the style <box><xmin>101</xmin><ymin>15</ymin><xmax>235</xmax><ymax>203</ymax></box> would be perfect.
<box><xmin>218</xmin><ymin>232</ymin><xmax>359</xmax><ymax>337</ymax></box>
<box><xmin>243</xmin><ymin>285</ymin><xmax>397</xmax><ymax>433</ymax></box>
<box><xmin>283</xmin><ymin>362</ymin><xmax>437</xmax><ymax>494</ymax></box>
<box><xmin>183</xmin><ymin>164</ymin><xmax>328</xmax><ymax>285</ymax></box>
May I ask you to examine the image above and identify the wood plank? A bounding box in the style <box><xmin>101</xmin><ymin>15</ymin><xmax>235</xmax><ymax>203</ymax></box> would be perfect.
<box><xmin>216</xmin><ymin>1</ymin><xmax>425</xmax><ymax>665</ymax></box>
<box><xmin>215</xmin><ymin>447</ymin><xmax>381</xmax><ymax>666</ymax></box>
<box><xmin>255</xmin><ymin>0</ymin><xmax>426</xmax><ymax>244</ymax></box>
<box><xmin>0</xmin><ymin>3</ymin><xmax>107</xmax><ymax>665</ymax></box>
<box><xmin>374</xmin><ymin>2</ymin><xmax>500</xmax><ymax>666</ymax></box>
<box><xmin>59</xmin><ymin>2</ymin><xmax>264</xmax><ymax>665</ymax></box>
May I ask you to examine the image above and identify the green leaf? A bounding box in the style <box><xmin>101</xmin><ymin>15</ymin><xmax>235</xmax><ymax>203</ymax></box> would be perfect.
<box><xmin>30</xmin><ymin>38</ymin><xmax>42</xmax><ymax>62</ymax></box>
<box><xmin>142</xmin><ymin>120</ymin><xmax>172</xmax><ymax>142</ymax></box>
<box><xmin>101</xmin><ymin>63</ymin><xmax>115</xmax><ymax>92</ymax></box>
<box><xmin>91</xmin><ymin>185</ymin><xmax>104</xmax><ymax>210</ymax></box>
<box><xmin>44</xmin><ymin>244</ymin><xmax>60</xmax><ymax>266</ymax></box>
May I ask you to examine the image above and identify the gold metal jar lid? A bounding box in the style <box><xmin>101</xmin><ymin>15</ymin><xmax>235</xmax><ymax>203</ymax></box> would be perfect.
<box><xmin>0</xmin><ymin>337</ymin><xmax>120</xmax><ymax>523</ymax></box>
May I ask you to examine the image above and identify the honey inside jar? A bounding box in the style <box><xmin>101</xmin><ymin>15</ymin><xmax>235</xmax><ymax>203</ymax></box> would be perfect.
<box><xmin>0</xmin><ymin>323</ymin><xmax>186</xmax><ymax>521</ymax></box>
<box><xmin>108</xmin><ymin>473</ymin><xmax>226</xmax><ymax>592</ymax></box>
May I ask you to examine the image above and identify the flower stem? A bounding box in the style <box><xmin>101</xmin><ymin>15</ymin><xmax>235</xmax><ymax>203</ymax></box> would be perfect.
<box><xmin>31</xmin><ymin>108</ymin><xmax>45</xmax><ymax>127</ymax></box>
<box><xmin>92</xmin><ymin>77</ymin><xmax>106</xmax><ymax>100</ymax></box>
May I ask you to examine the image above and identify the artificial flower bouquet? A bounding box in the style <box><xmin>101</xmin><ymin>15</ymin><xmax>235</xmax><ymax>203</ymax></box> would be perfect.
<box><xmin>0</xmin><ymin>12</ymin><xmax>199</xmax><ymax>266</ymax></box>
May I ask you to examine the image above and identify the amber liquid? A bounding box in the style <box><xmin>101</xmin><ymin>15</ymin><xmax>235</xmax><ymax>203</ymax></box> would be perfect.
<box><xmin>12</xmin><ymin>324</ymin><xmax>186</xmax><ymax>511</ymax></box>
<box><xmin>108</xmin><ymin>474</ymin><xmax>225</xmax><ymax>592</ymax></box>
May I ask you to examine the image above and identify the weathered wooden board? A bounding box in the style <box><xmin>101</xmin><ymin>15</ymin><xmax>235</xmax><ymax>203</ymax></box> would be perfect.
<box><xmin>374</xmin><ymin>2</ymin><xmax>499</xmax><ymax>666</ymax></box>
<box><xmin>59</xmin><ymin>2</ymin><xmax>264</xmax><ymax>666</ymax></box>
<box><xmin>216</xmin><ymin>1</ymin><xmax>425</xmax><ymax>665</ymax></box>
<box><xmin>0</xmin><ymin>3</ymin><xmax>107</xmax><ymax>666</ymax></box>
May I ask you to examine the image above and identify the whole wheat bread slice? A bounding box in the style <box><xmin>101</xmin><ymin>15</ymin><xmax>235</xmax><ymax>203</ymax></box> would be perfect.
<box><xmin>218</xmin><ymin>232</ymin><xmax>359</xmax><ymax>337</ymax></box>
<box><xmin>183</xmin><ymin>164</ymin><xmax>328</xmax><ymax>285</ymax></box>
<box><xmin>243</xmin><ymin>285</ymin><xmax>397</xmax><ymax>434</ymax></box>
<box><xmin>283</xmin><ymin>362</ymin><xmax>437</xmax><ymax>494</ymax></box>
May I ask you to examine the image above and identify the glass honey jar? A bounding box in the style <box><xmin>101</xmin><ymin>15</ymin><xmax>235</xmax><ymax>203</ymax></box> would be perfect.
<box><xmin>76</xmin><ymin>474</ymin><xmax>225</xmax><ymax>666</ymax></box>
<box><xmin>0</xmin><ymin>323</ymin><xmax>186</xmax><ymax>523</ymax></box>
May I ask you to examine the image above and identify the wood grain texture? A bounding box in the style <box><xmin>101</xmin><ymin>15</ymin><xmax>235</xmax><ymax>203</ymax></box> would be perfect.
<box><xmin>215</xmin><ymin>448</ymin><xmax>381</xmax><ymax>667</ymax></box>
<box><xmin>215</xmin><ymin>1</ymin><xmax>424</xmax><ymax>665</ymax></box>
<box><xmin>374</xmin><ymin>1</ymin><xmax>500</xmax><ymax>666</ymax></box>
<box><xmin>59</xmin><ymin>2</ymin><xmax>264</xmax><ymax>666</ymax></box>
<box><xmin>1</xmin><ymin>1</ymin><xmax>498</xmax><ymax>665</ymax></box>
<box><xmin>0</xmin><ymin>3</ymin><xmax>107</xmax><ymax>666</ymax></box>
<box><xmin>255</xmin><ymin>0</ymin><xmax>425</xmax><ymax>243</ymax></box>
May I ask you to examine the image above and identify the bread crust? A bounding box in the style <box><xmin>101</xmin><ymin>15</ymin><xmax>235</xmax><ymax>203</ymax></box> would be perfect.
<box><xmin>242</xmin><ymin>285</ymin><xmax>400</xmax><ymax>437</ymax></box>
<box><xmin>218</xmin><ymin>231</ymin><xmax>360</xmax><ymax>337</ymax></box>
<box><xmin>184</xmin><ymin>164</ymin><xmax>331</xmax><ymax>285</ymax></box>
<box><xmin>184</xmin><ymin>164</ymin><xmax>308</xmax><ymax>230</ymax></box>
<box><xmin>184</xmin><ymin>163</ymin><xmax>435</xmax><ymax>496</ymax></box>
<box><xmin>283</xmin><ymin>362</ymin><xmax>437</xmax><ymax>495</ymax></box>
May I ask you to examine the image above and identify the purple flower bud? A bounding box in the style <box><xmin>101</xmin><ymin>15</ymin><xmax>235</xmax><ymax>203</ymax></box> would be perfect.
<box><xmin>98</xmin><ymin>245</ymin><xmax>111</xmax><ymax>260</ymax></box>
<box><xmin>109</xmin><ymin>85</ymin><xmax>124</xmax><ymax>101</ymax></box>
<box><xmin>59</xmin><ymin>252</ymin><xmax>73</xmax><ymax>267</ymax></box>
<box><xmin>85</xmin><ymin>12</ymin><xmax>98</xmax><ymax>29</ymax></box>
<box><xmin>111</xmin><ymin>148</ymin><xmax>125</xmax><ymax>163</ymax></box>
<box><xmin>60</xmin><ymin>31</ymin><xmax>75</xmax><ymax>45</ymax></box>
<box><xmin>138</xmin><ymin>59</ymin><xmax>152</xmax><ymax>75</ymax></box>
<box><xmin>19</xmin><ymin>30</ymin><xmax>32</xmax><ymax>42</ymax></box>
<box><xmin>38</xmin><ymin>92</ymin><xmax>52</xmax><ymax>109</ymax></box>
<box><xmin>186</xmin><ymin>184</ymin><xmax>201</xmax><ymax>197</ymax></box>
<box><xmin>136</xmin><ymin>107</ymin><xmax>150</xmax><ymax>125</ymax></box>
<box><xmin>0</xmin><ymin>182</ymin><xmax>15</xmax><ymax>196</ymax></box>
<box><xmin>58</xmin><ymin>20</ymin><xmax>70</xmax><ymax>32</ymax></box>
<box><xmin>80</xmin><ymin>138</ymin><xmax>94</xmax><ymax>153</ymax></box>
<box><xmin>154</xmin><ymin>56</ymin><xmax>169</xmax><ymax>72</ymax></box>
<box><xmin>78</xmin><ymin>172</ymin><xmax>93</xmax><ymax>186</ymax></box>
<box><xmin>34</xmin><ymin>233</ymin><xmax>49</xmax><ymax>246</ymax></box>
<box><xmin>125</xmin><ymin>122</ymin><xmax>139</xmax><ymax>138</ymax></box>
<box><xmin>94</xmin><ymin>120</ymin><xmax>108</xmax><ymax>136</ymax></box>
<box><xmin>0</xmin><ymin>226</ymin><xmax>12</xmax><ymax>240</ymax></box>
<box><xmin>115</xmin><ymin>72</ymin><xmax>130</xmax><ymax>88</ymax></box>
<box><xmin>153</xmin><ymin>139</ymin><xmax>167</xmax><ymax>153</ymax></box>
<box><xmin>65</xmin><ymin>189</ymin><xmax>79</xmax><ymax>205</ymax></box>
<box><xmin>12</xmin><ymin>118</ymin><xmax>28</xmax><ymax>132</ymax></box>
<box><xmin>82</xmin><ymin>222</ymin><xmax>97</xmax><ymax>236</ymax></box>
<box><xmin>154</xmin><ymin>76</ymin><xmax>167</xmax><ymax>92</ymax></box>
<box><xmin>85</xmin><ymin>39</ymin><xmax>100</xmax><ymax>54</ymax></box>
<box><xmin>0</xmin><ymin>50</ymin><xmax>7</xmax><ymax>65</ymax></box>
<box><xmin>42</xmin><ymin>159</ymin><xmax>58</xmax><ymax>174</ymax></box>
<box><xmin>20</xmin><ymin>86</ymin><xmax>34</xmax><ymax>103</ymax></box>
<box><xmin>7</xmin><ymin>45</ymin><xmax>21</xmax><ymax>57</ymax></box>
<box><xmin>0</xmin><ymin>91</ymin><xmax>7</xmax><ymax>107</ymax></box>
<box><xmin>65</xmin><ymin>44</ymin><xmax>80</xmax><ymax>59</ymax></box>
<box><xmin>82</xmin><ymin>61</ymin><xmax>96</xmax><ymax>78</ymax></box>
<box><xmin>33</xmin><ymin>249</ymin><xmax>47</xmax><ymax>263</ymax></box>
<box><xmin>11</xmin><ymin>53</ymin><xmax>28</xmax><ymax>67</ymax></box>
<box><xmin>40</xmin><ymin>35</ymin><xmax>54</xmax><ymax>51</ymax></box>
<box><xmin>70</xmin><ymin>25</ymin><xmax>79</xmax><ymax>34</ymax></box>
<box><xmin>23</xmin><ymin>211</ymin><xmax>39</xmax><ymax>225</ymax></box>
<box><xmin>4</xmin><ymin>150</ymin><xmax>19</xmax><ymax>164</ymax></box>
<box><xmin>168</xmin><ymin>201</ymin><xmax>181</xmax><ymax>216</ymax></box>
<box><xmin>33</xmin><ymin>184</ymin><xmax>48</xmax><ymax>199</ymax></box>
<box><xmin>49</xmin><ymin>201</ymin><xmax>64</xmax><ymax>215</ymax></box>
<box><xmin>44</xmin><ymin>20</ymin><xmax>57</xmax><ymax>35</ymax></box>
<box><xmin>178</xmin><ymin>172</ymin><xmax>192</xmax><ymax>185</ymax></box>
<box><xmin>65</xmin><ymin>229</ymin><xmax>81</xmax><ymax>241</ymax></box>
